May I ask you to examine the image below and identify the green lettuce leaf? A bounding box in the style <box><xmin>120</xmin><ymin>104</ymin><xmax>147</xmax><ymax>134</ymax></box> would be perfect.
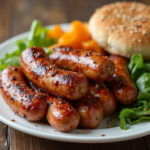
<box><xmin>119</xmin><ymin>54</ymin><xmax>150</xmax><ymax>130</ymax></box>
<box><xmin>128</xmin><ymin>54</ymin><xmax>145</xmax><ymax>81</ymax></box>
<box><xmin>137</xmin><ymin>91</ymin><xmax>150</xmax><ymax>101</ymax></box>
<box><xmin>144</xmin><ymin>63</ymin><xmax>150</xmax><ymax>73</ymax></box>
<box><xmin>136</xmin><ymin>73</ymin><xmax>150</xmax><ymax>93</ymax></box>
<box><xmin>119</xmin><ymin>100</ymin><xmax>150</xmax><ymax>130</ymax></box>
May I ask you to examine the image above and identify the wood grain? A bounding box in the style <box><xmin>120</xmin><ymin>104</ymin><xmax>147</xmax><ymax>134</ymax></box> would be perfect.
<box><xmin>0</xmin><ymin>0</ymin><xmax>12</xmax><ymax>149</ymax></box>
<box><xmin>1</xmin><ymin>0</ymin><xmax>150</xmax><ymax>150</ymax></box>
<box><xmin>65</xmin><ymin>0</ymin><xmax>150</xmax><ymax>22</ymax></box>
<box><xmin>144</xmin><ymin>135</ymin><xmax>150</xmax><ymax>150</ymax></box>
<box><xmin>12</xmin><ymin>0</ymin><xmax>69</xmax><ymax>35</ymax></box>
<box><xmin>8</xmin><ymin>129</ymin><xmax>147</xmax><ymax>150</ymax></box>
<box><xmin>0</xmin><ymin>123</ymin><xmax>8</xmax><ymax>150</ymax></box>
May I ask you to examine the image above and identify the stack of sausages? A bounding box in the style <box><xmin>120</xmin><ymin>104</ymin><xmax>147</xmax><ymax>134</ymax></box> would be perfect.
<box><xmin>0</xmin><ymin>46</ymin><xmax>138</xmax><ymax>132</ymax></box>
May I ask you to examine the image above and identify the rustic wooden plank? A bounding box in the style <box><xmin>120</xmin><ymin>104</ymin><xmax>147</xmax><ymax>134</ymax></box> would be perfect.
<box><xmin>0</xmin><ymin>123</ymin><xmax>8</xmax><ymax>150</ymax></box>
<box><xmin>65</xmin><ymin>0</ymin><xmax>150</xmax><ymax>22</ymax></box>
<box><xmin>12</xmin><ymin>0</ymin><xmax>69</xmax><ymax>35</ymax></box>
<box><xmin>143</xmin><ymin>135</ymin><xmax>150</xmax><ymax>150</ymax></box>
<box><xmin>0</xmin><ymin>0</ymin><xmax>11</xmax><ymax>43</ymax></box>
<box><xmin>8</xmin><ymin>128</ymin><xmax>146</xmax><ymax>150</ymax></box>
<box><xmin>0</xmin><ymin>0</ymin><xmax>13</xmax><ymax>149</ymax></box>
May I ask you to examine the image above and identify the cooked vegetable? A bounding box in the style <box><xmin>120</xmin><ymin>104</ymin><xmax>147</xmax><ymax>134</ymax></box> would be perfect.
<box><xmin>58</xmin><ymin>20</ymin><xmax>91</xmax><ymax>49</ymax></box>
<box><xmin>0</xmin><ymin>20</ymin><xmax>56</xmax><ymax>73</ymax></box>
<box><xmin>81</xmin><ymin>40</ymin><xmax>107</xmax><ymax>55</ymax></box>
<box><xmin>119</xmin><ymin>54</ymin><xmax>150</xmax><ymax>130</ymax></box>
<box><xmin>47</xmin><ymin>25</ymin><xmax>64</xmax><ymax>41</ymax></box>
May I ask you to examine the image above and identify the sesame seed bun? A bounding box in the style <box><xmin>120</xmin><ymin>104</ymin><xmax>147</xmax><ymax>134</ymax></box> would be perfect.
<box><xmin>89</xmin><ymin>2</ymin><xmax>150</xmax><ymax>59</ymax></box>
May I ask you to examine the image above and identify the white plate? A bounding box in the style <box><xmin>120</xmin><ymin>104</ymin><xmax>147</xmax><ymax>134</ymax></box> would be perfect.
<box><xmin>0</xmin><ymin>23</ymin><xmax>150</xmax><ymax>143</ymax></box>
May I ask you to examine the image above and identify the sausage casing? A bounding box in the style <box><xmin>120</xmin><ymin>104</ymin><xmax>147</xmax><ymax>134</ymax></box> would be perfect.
<box><xmin>46</xmin><ymin>96</ymin><xmax>80</xmax><ymax>132</ymax></box>
<box><xmin>49</xmin><ymin>46</ymin><xmax>115</xmax><ymax>82</ymax></box>
<box><xmin>0</xmin><ymin>66</ymin><xmax>48</xmax><ymax>121</ymax></box>
<box><xmin>75</xmin><ymin>94</ymin><xmax>103</xmax><ymax>129</ymax></box>
<box><xmin>107</xmin><ymin>55</ymin><xmax>138</xmax><ymax>105</ymax></box>
<box><xmin>88</xmin><ymin>82</ymin><xmax>116</xmax><ymax>116</ymax></box>
<box><xmin>20</xmin><ymin>46</ymin><xmax>88</xmax><ymax>100</ymax></box>
<box><xmin>28</xmin><ymin>81</ymin><xmax>80</xmax><ymax>132</ymax></box>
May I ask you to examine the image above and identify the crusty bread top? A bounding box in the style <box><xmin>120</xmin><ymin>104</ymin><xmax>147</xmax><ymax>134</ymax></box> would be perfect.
<box><xmin>89</xmin><ymin>2</ymin><xmax>150</xmax><ymax>59</ymax></box>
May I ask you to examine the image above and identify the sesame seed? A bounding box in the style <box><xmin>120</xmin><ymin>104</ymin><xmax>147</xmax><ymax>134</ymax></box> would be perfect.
<box><xmin>134</xmin><ymin>27</ymin><xmax>138</xmax><ymax>32</ymax></box>
<box><xmin>116</xmin><ymin>14</ymin><xmax>121</xmax><ymax>18</ymax></box>
<box><xmin>113</xmin><ymin>9</ymin><xmax>118</xmax><ymax>14</ymax></box>
<box><xmin>100</xmin><ymin>14</ymin><xmax>106</xmax><ymax>21</ymax></box>
<box><xmin>142</xmin><ymin>30</ymin><xmax>147</xmax><ymax>35</ymax></box>
<box><xmin>138</xmin><ymin>39</ymin><xmax>142</xmax><ymax>42</ymax></box>
<box><xmin>119</xmin><ymin>25</ymin><xmax>126</xmax><ymax>31</ymax></box>
<box><xmin>130</xmin><ymin>30</ymin><xmax>134</xmax><ymax>35</ymax></box>
<box><xmin>112</xmin><ymin>26</ymin><xmax>116</xmax><ymax>30</ymax></box>
<box><xmin>132</xmin><ymin>39</ymin><xmax>135</xmax><ymax>42</ymax></box>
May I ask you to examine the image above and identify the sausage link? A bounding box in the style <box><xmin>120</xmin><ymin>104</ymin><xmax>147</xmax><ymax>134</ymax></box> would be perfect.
<box><xmin>107</xmin><ymin>55</ymin><xmax>138</xmax><ymax>105</ymax></box>
<box><xmin>28</xmin><ymin>81</ymin><xmax>80</xmax><ymax>132</ymax></box>
<box><xmin>49</xmin><ymin>46</ymin><xmax>115</xmax><ymax>82</ymax></box>
<box><xmin>0</xmin><ymin>66</ymin><xmax>48</xmax><ymax>121</ymax></box>
<box><xmin>46</xmin><ymin>96</ymin><xmax>80</xmax><ymax>132</ymax></box>
<box><xmin>88</xmin><ymin>82</ymin><xmax>116</xmax><ymax>116</ymax></box>
<box><xmin>75</xmin><ymin>94</ymin><xmax>103</xmax><ymax>129</ymax></box>
<box><xmin>20</xmin><ymin>46</ymin><xmax>88</xmax><ymax>100</ymax></box>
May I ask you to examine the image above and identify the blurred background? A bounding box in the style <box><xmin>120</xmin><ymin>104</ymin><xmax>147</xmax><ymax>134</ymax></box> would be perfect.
<box><xmin>1</xmin><ymin>0</ymin><xmax>150</xmax><ymax>43</ymax></box>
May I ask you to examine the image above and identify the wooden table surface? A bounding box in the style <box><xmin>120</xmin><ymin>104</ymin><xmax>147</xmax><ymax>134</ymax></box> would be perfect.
<box><xmin>1</xmin><ymin>0</ymin><xmax>150</xmax><ymax>149</ymax></box>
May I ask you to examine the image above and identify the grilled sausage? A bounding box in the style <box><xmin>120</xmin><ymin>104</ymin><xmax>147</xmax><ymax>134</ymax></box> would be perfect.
<box><xmin>0</xmin><ymin>66</ymin><xmax>48</xmax><ymax>121</ymax></box>
<box><xmin>107</xmin><ymin>55</ymin><xmax>138</xmax><ymax>105</ymax></box>
<box><xmin>49</xmin><ymin>46</ymin><xmax>115</xmax><ymax>82</ymax></box>
<box><xmin>88</xmin><ymin>82</ymin><xmax>116</xmax><ymax>116</ymax></box>
<box><xmin>20</xmin><ymin>46</ymin><xmax>88</xmax><ymax>100</ymax></box>
<box><xmin>28</xmin><ymin>81</ymin><xmax>80</xmax><ymax>132</ymax></box>
<box><xmin>46</xmin><ymin>96</ymin><xmax>80</xmax><ymax>132</ymax></box>
<box><xmin>75</xmin><ymin>94</ymin><xmax>103</xmax><ymax>129</ymax></box>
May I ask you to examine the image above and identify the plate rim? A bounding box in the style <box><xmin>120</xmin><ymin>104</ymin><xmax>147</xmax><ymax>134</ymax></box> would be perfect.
<box><xmin>0</xmin><ymin>23</ymin><xmax>150</xmax><ymax>143</ymax></box>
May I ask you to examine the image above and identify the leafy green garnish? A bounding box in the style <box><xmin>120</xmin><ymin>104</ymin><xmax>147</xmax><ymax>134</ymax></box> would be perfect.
<box><xmin>137</xmin><ymin>91</ymin><xmax>150</xmax><ymax>101</ymax></box>
<box><xmin>119</xmin><ymin>101</ymin><xmax>150</xmax><ymax>130</ymax></box>
<box><xmin>0</xmin><ymin>20</ymin><xmax>56</xmax><ymax>73</ymax></box>
<box><xmin>128</xmin><ymin>54</ymin><xmax>145</xmax><ymax>82</ymax></box>
<box><xmin>136</xmin><ymin>73</ymin><xmax>150</xmax><ymax>93</ymax></box>
<box><xmin>119</xmin><ymin>54</ymin><xmax>150</xmax><ymax>130</ymax></box>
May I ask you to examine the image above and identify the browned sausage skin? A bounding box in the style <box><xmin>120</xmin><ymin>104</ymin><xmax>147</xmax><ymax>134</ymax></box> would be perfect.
<box><xmin>75</xmin><ymin>94</ymin><xmax>103</xmax><ymax>129</ymax></box>
<box><xmin>46</xmin><ymin>96</ymin><xmax>80</xmax><ymax>132</ymax></box>
<box><xmin>49</xmin><ymin>46</ymin><xmax>115</xmax><ymax>82</ymax></box>
<box><xmin>28</xmin><ymin>81</ymin><xmax>80</xmax><ymax>132</ymax></box>
<box><xmin>107</xmin><ymin>55</ymin><xmax>138</xmax><ymax>105</ymax></box>
<box><xmin>0</xmin><ymin>66</ymin><xmax>48</xmax><ymax>121</ymax></box>
<box><xmin>88</xmin><ymin>82</ymin><xmax>116</xmax><ymax>116</ymax></box>
<box><xmin>20</xmin><ymin>46</ymin><xmax>88</xmax><ymax>100</ymax></box>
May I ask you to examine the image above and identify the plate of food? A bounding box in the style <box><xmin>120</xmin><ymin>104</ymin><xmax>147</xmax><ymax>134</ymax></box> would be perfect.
<box><xmin>1</xmin><ymin>1</ymin><xmax>150</xmax><ymax>143</ymax></box>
